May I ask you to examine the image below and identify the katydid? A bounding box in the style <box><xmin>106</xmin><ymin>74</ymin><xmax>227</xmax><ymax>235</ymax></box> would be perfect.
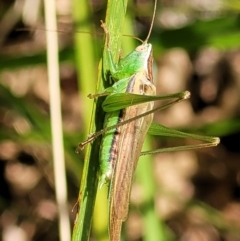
<box><xmin>76</xmin><ymin>0</ymin><xmax>220</xmax><ymax>240</ymax></box>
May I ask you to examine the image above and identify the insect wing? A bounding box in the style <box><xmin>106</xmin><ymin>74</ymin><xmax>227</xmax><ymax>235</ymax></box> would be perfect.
<box><xmin>109</xmin><ymin>71</ymin><xmax>156</xmax><ymax>239</ymax></box>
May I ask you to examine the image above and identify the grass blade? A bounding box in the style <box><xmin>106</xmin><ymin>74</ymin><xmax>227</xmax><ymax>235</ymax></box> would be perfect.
<box><xmin>72</xmin><ymin>0</ymin><xmax>128</xmax><ymax>240</ymax></box>
<box><xmin>44</xmin><ymin>0</ymin><xmax>71</xmax><ymax>240</ymax></box>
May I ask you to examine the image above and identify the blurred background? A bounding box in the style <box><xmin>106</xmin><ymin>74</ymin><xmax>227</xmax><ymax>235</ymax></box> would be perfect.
<box><xmin>0</xmin><ymin>0</ymin><xmax>240</xmax><ymax>240</ymax></box>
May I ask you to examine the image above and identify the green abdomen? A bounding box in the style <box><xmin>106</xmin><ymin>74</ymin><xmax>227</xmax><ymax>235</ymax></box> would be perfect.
<box><xmin>99</xmin><ymin>110</ymin><xmax>123</xmax><ymax>187</ymax></box>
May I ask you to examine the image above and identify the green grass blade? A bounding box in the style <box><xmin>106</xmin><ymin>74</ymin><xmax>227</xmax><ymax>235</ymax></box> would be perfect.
<box><xmin>136</xmin><ymin>136</ymin><xmax>175</xmax><ymax>241</ymax></box>
<box><xmin>153</xmin><ymin>15</ymin><xmax>240</xmax><ymax>53</ymax></box>
<box><xmin>72</xmin><ymin>0</ymin><xmax>96</xmax><ymax>133</ymax></box>
<box><xmin>71</xmin><ymin>0</ymin><xmax>99</xmax><ymax>240</ymax></box>
<box><xmin>72</xmin><ymin>0</ymin><xmax>128</xmax><ymax>240</ymax></box>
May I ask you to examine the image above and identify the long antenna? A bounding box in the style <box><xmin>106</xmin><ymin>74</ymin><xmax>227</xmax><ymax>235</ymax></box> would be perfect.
<box><xmin>144</xmin><ymin>0</ymin><xmax>157</xmax><ymax>43</ymax></box>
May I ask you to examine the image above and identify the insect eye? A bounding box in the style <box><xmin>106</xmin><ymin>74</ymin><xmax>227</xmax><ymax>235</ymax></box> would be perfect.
<box><xmin>135</xmin><ymin>45</ymin><xmax>147</xmax><ymax>52</ymax></box>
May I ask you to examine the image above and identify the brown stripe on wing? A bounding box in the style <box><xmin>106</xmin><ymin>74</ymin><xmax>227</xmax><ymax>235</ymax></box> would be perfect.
<box><xmin>109</xmin><ymin>70</ymin><xmax>156</xmax><ymax>240</ymax></box>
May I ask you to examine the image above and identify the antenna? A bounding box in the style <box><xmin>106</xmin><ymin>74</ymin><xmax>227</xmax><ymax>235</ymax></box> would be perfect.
<box><xmin>144</xmin><ymin>0</ymin><xmax>157</xmax><ymax>43</ymax></box>
<box><xmin>122</xmin><ymin>34</ymin><xmax>143</xmax><ymax>43</ymax></box>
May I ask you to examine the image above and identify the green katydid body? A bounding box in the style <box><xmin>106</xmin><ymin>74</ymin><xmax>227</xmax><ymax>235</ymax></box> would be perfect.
<box><xmin>76</xmin><ymin>24</ymin><xmax>219</xmax><ymax>241</ymax></box>
<box><xmin>74</xmin><ymin>1</ymin><xmax>220</xmax><ymax>241</ymax></box>
<box><xmin>76</xmin><ymin>3</ymin><xmax>219</xmax><ymax>241</ymax></box>
<box><xmin>83</xmin><ymin>36</ymin><xmax>219</xmax><ymax>239</ymax></box>
<box><xmin>99</xmin><ymin>43</ymin><xmax>154</xmax><ymax>188</ymax></box>
<box><xmin>99</xmin><ymin>39</ymin><xmax>156</xmax><ymax>240</ymax></box>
